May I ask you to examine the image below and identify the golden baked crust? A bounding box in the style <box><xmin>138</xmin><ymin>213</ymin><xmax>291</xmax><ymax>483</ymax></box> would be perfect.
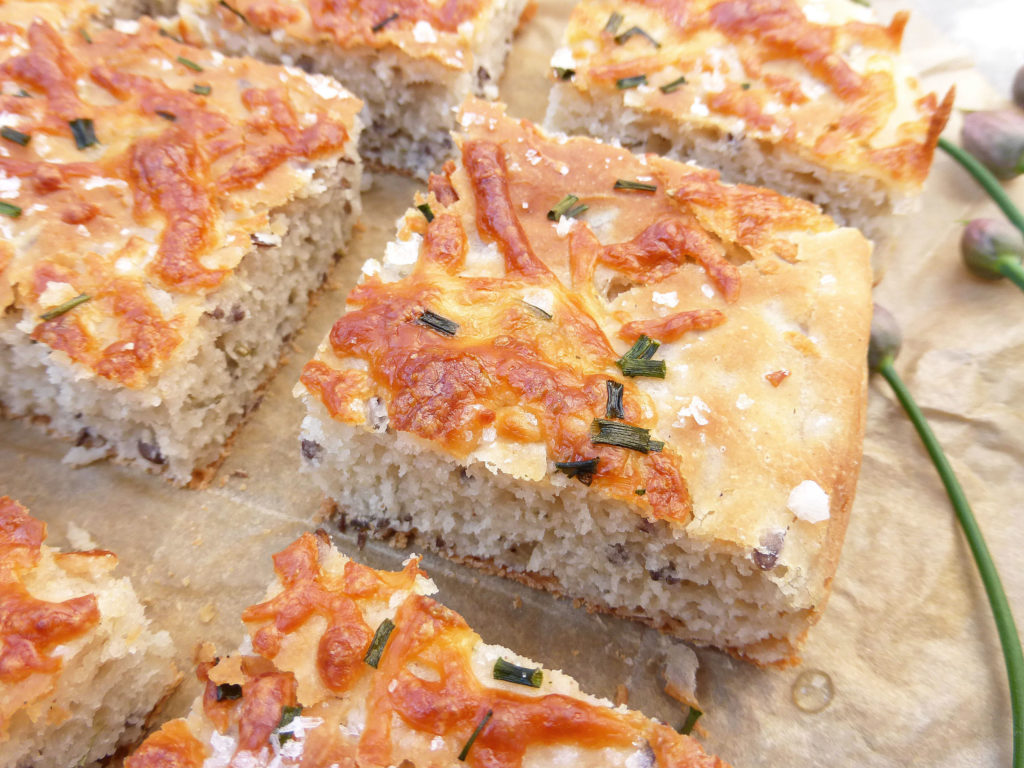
<box><xmin>552</xmin><ymin>0</ymin><xmax>953</xmax><ymax>189</ymax></box>
<box><xmin>126</xmin><ymin>533</ymin><xmax>728</xmax><ymax>768</ymax></box>
<box><xmin>0</xmin><ymin>13</ymin><xmax>360</xmax><ymax>388</ymax></box>
<box><xmin>176</xmin><ymin>0</ymin><xmax>500</xmax><ymax>72</ymax></box>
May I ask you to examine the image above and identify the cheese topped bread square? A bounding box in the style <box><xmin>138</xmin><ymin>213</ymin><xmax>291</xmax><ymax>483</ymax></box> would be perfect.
<box><xmin>126</xmin><ymin>533</ymin><xmax>727</xmax><ymax>768</ymax></box>
<box><xmin>0</xmin><ymin>12</ymin><xmax>362</xmax><ymax>484</ymax></box>
<box><xmin>295</xmin><ymin>99</ymin><xmax>872</xmax><ymax>665</ymax></box>
<box><xmin>544</xmin><ymin>0</ymin><xmax>953</xmax><ymax>246</ymax></box>
<box><xmin>0</xmin><ymin>497</ymin><xmax>178</xmax><ymax>768</ymax></box>
<box><xmin>172</xmin><ymin>0</ymin><xmax>530</xmax><ymax>178</ymax></box>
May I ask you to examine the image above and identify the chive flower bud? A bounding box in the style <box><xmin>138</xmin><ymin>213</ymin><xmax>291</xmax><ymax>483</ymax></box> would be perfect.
<box><xmin>867</xmin><ymin>303</ymin><xmax>902</xmax><ymax>373</ymax></box>
<box><xmin>961</xmin><ymin>218</ymin><xmax>1024</xmax><ymax>280</ymax></box>
<box><xmin>961</xmin><ymin>109</ymin><xmax>1024</xmax><ymax>180</ymax></box>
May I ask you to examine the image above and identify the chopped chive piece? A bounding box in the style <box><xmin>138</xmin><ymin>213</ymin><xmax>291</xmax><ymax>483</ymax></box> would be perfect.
<box><xmin>850</xmin><ymin>0</ymin><xmax>869</xmax><ymax>5</ymax></box>
<box><xmin>493</xmin><ymin>658</ymin><xmax>543</xmax><ymax>687</ymax></box>
<box><xmin>659</xmin><ymin>75</ymin><xmax>687</xmax><ymax>94</ymax></box>
<box><xmin>191</xmin><ymin>83</ymin><xmax>212</xmax><ymax>96</ymax></box>
<box><xmin>614</xmin><ymin>179</ymin><xmax>657</xmax><ymax>192</ymax></box>
<box><xmin>372</xmin><ymin>11</ymin><xmax>399</xmax><ymax>32</ymax></box>
<box><xmin>275</xmin><ymin>704</ymin><xmax>303</xmax><ymax>744</ymax></box>
<box><xmin>215</xmin><ymin>683</ymin><xmax>243</xmax><ymax>701</ymax></box>
<box><xmin>547</xmin><ymin>193</ymin><xmax>588</xmax><ymax>221</ymax></box>
<box><xmin>159</xmin><ymin>28</ymin><xmax>183</xmax><ymax>43</ymax></box>
<box><xmin>521</xmin><ymin>300</ymin><xmax>552</xmax><ymax>320</ymax></box>
<box><xmin>417</xmin><ymin>202</ymin><xmax>434</xmax><ymax>222</ymax></box>
<box><xmin>554</xmin><ymin>457</ymin><xmax>599</xmax><ymax>485</ymax></box>
<box><xmin>219</xmin><ymin>0</ymin><xmax>250</xmax><ymax>24</ymax></box>
<box><xmin>156</xmin><ymin>110</ymin><xmax>176</xmax><ymax>121</ymax></box>
<box><xmin>14</xmin><ymin>89</ymin><xmax>30</xmax><ymax>98</ymax></box>
<box><xmin>614</xmin><ymin>26</ymin><xmax>660</xmax><ymax>47</ymax></box>
<box><xmin>618</xmin><ymin>358</ymin><xmax>666</xmax><ymax>377</ymax></box>
<box><xmin>622</xmin><ymin>335</ymin><xmax>659</xmax><ymax>361</ymax></box>
<box><xmin>616</xmin><ymin>74</ymin><xmax>647</xmax><ymax>90</ymax></box>
<box><xmin>553</xmin><ymin>67</ymin><xmax>575</xmax><ymax>80</ymax></box>
<box><xmin>635</xmin><ymin>488</ymin><xmax>646</xmax><ymax>496</ymax></box>
<box><xmin>364</xmin><ymin>618</ymin><xmax>395</xmax><ymax>668</ymax></box>
<box><xmin>605</xmin><ymin>380</ymin><xmax>625</xmax><ymax>419</ymax></box>
<box><xmin>591</xmin><ymin>419</ymin><xmax>664</xmax><ymax>454</ymax></box>
<box><xmin>416</xmin><ymin>310</ymin><xmax>458</xmax><ymax>337</ymax></box>
<box><xmin>0</xmin><ymin>201</ymin><xmax>21</xmax><ymax>218</ymax></box>
<box><xmin>177</xmin><ymin>55</ymin><xmax>203</xmax><ymax>72</ymax></box>
<box><xmin>679</xmin><ymin>706</ymin><xmax>702</xmax><ymax>735</ymax></box>
<box><xmin>68</xmin><ymin>118</ymin><xmax>97</xmax><ymax>149</ymax></box>
<box><xmin>40</xmin><ymin>293</ymin><xmax>90</xmax><ymax>320</ymax></box>
<box><xmin>79</xmin><ymin>27</ymin><xmax>92</xmax><ymax>43</ymax></box>
<box><xmin>458</xmin><ymin>710</ymin><xmax>493</xmax><ymax>761</ymax></box>
<box><xmin>1</xmin><ymin>127</ymin><xmax>30</xmax><ymax>146</ymax></box>
<box><xmin>741</xmin><ymin>82</ymin><xmax>751</xmax><ymax>90</ymax></box>
<box><xmin>603</xmin><ymin>11</ymin><xmax>623</xmax><ymax>34</ymax></box>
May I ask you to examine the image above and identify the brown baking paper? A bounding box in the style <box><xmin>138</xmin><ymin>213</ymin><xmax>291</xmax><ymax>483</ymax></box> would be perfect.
<box><xmin>1</xmin><ymin>1</ymin><xmax>1022</xmax><ymax>765</ymax></box>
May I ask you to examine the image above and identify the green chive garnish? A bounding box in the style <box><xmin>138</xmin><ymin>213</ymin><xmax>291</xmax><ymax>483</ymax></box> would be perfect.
<box><xmin>591</xmin><ymin>419</ymin><xmax>662</xmax><ymax>453</ymax></box>
<box><xmin>679</xmin><ymin>706</ymin><xmax>702</xmax><ymax>735</ymax></box>
<box><xmin>275</xmin><ymin>704</ymin><xmax>303</xmax><ymax>744</ymax></box>
<box><xmin>219</xmin><ymin>0</ymin><xmax>250</xmax><ymax>24</ymax></box>
<box><xmin>159</xmin><ymin>28</ymin><xmax>183</xmax><ymax>43</ymax></box>
<box><xmin>603</xmin><ymin>12</ymin><xmax>623</xmax><ymax>34</ymax></box>
<box><xmin>553</xmin><ymin>67</ymin><xmax>575</xmax><ymax>80</ymax></box>
<box><xmin>616</xmin><ymin>74</ymin><xmax>647</xmax><ymax>89</ymax></box>
<box><xmin>606</xmin><ymin>380</ymin><xmax>625</xmax><ymax>419</ymax></box>
<box><xmin>191</xmin><ymin>83</ymin><xmax>212</xmax><ymax>96</ymax></box>
<box><xmin>177</xmin><ymin>56</ymin><xmax>203</xmax><ymax>72</ymax></box>
<box><xmin>156</xmin><ymin>110</ymin><xmax>176</xmax><ymax>121</ymax></box>
<box><xmin>614</xmin><ymin>26</ymin><xmax>660</xmax><ymax>47</ymax></box>
<box><xmin>215</xmin><ymin>683</ymin><xmax>243</xmax><ymax>701</ymax></box>
<box><xmin>364</xmin><ymin>618</ymin><xmax>395</xmax><ymax>668</ymax></box>
<box><xmin>372</xmin><ymin>11</ymin><xmax>399</xmax><ymax>32</ymax></box>
<box><xmin>547</xmin><ymin>194</ymin><xmax>588</xmax><ymax>221</ymax></box>
<box><xmin>554</xmin><ymin>458</ymin><xmax>599</xmax><ymax>485</ymax></box>
<box><xmin>635</xmin><ymin>488</ymin><xmax>646</xmax><ymax>496</ymax></box>
<box><xmin>458</xmin><ymin>710</ymin><xmax>493</xmax><ymax>761</ymax></box>
<box><xmin>648</xmin><ymin>439</ymin><xmax>664</xmax><ymax>452</ymax></box>
<box><xmin>614</xmin><ymin>179</ymin><xmax>657</xmax><ymax>192</ymax></box>
<box><xmin>68</xmin><ymin>118</ymin><xmax>97</xmax><ymax>149</ymax></box>
<box><xmin>40</xmin><ymin>293</ymin><xmax>90</xmax><ymax>320</ymax></box>
<box><xmin>850</xmin><ymin>0</ymin><xmax>870</xmax><ymax>5</ymax></box>
<box><xmin>0</xmin><ymin>201</ymin><xmax>21</xmax><ymax>218</ymax></box>
<box><xmin>79</xmin><ymin>27</ymin><xmax>92</xmax><ymax>43</ymax></box>
<box><xmin>741</xmin><ymin>82</ymin><xmax>751</xmax><ymax>90</ymax></box>
<box><xmin>14</xmin><ymin>89</ymin><xmax>30</xmax><ymax>98</ymax></box>
<box><xmin>417</xmin><ymin>202</ymin><xmax>434</xmax><ymax>222</ymax></box>
<box><xmin>660</xmin><ymin>76</ymin><xmax>687</xmax><ymax>94</ymax></box>
<box><xmin>616</xmin><ymin>335</ymin><xmax>666</xmax><ymax>378</ymax></box>
<box><xmin>493</xmin><ymin>658</ymin><xmax>543</xmax><ymax>687</ymax></box>
<box><xmin>416</xmin><ymin>310</ymin><xmax>458</xmax><ymax>337</ymax></box>
<box><xmin>1</xmin><ymin>127</ymin><xmax>29</xmax><ymax>146</ymax></box>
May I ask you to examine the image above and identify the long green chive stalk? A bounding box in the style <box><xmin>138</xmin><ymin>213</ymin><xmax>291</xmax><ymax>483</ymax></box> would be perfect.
<box><xmin>995</xmin><ymin>257</ymin><xmax>1024</xmax><ymax>291</ymax></box>
<box><xmin>870</xmin><ymin>304</ymin><xmax>1023</xmax><ymax>768</ymax></box>
<box><xmin>938</xmin><ymin>136</ymin><xmax>1024</xmax><ymax>238</ymax></box>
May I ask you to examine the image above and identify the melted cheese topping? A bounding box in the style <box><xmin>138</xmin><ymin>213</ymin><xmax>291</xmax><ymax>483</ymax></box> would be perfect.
<box><xmin>0</xmin><ymin>497</ymin><xmax>103</xmax><ymax>730</ymax></box>
<box><xmin>557</xmin><ymin>0</ymin><xmax>953</xmax><ymax>188</ymax></box>
<box><xmin>300</xmin><ymin>99</ymin><xmax>870</xmax><ymax>544</ymax></box>
<box><xmin>0</xmin><ymin>12</ymin><xmax>360</xmax><ymax>387</ymax></box>
<box><xmin>177</xmin><ymin>0</ymin><xmax>492</xmax><ymax>71</ymax></box>
<box><xmin>126</xmin><ymin>534</ymin><xmax>726</xmax><ymax>768</ymax></box>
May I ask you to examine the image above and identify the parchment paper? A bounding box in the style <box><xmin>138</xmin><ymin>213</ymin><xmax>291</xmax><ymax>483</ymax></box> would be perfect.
<box><xmin>1</xmin><ymin>2</ymin><xmax>1022</xmax><ymax>765</ymax></box>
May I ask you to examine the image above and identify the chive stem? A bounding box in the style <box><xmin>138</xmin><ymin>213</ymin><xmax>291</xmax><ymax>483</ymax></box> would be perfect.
<box><xmin>417</xmin><ymin>202</ymin><xmax>434</xmax><ymax>222</ymax></box>
<box><xmin>554</xmin><ymin>458</ymin><xmax>599</xmax><ymax>485</ymax></box>
<box><xmin>372</xmin><ymin>11</ymin><xmax>399</xmax><ymax>32</ymax></box>
<box><xmin>548</xmin><ymin>194</ymin><xmax>588</xmax><ymax>221</ymax></box>
<box><xmin>219</xmin><ymin>0</ymin><xmax>250</xmax><ymax>24</ymax></box>
<box><xmin>938</xmin><ymin>136</ymin><xmax>1024</xmax><ymax>239</ymax></box>
<box><xmin>416</xmin><ymin>310</ymin><xmax>459</xmax><ymax>337</ymax></box>
<box><xmin>876</xmin><ymin>355</ymin><xmax>1023</xmax><ymax>768</ymax></box>
<box><xmin>614</xmin><ymin>26</ymin><xmax>660</xmax><ymax>47</ymax></box>
<box><xmin>591</xmin><ymin>418</ymin><xmax>660</xmax><ymax>453</ymax></box>
<box><xmin>0</xmin><ymin>201</ymin><xmax>21</xmax><ymax>218</ymax></box>
<box><xmin>215</xmin><ymin>683</ymin><xmax>243</xmax><ymax>701</ymax></box>
<box><xmin>364</xmin><ymin>618</ymin><xmax>396</xmax><ymax>668</ymax></box>
<box><xmin>605</xmin><ymin>380</ymin><xmax>625</xmax><ymax>419</ymax></box>
<box><xmin>679</xmin><ymin>706</ymin><xmax>702</xmax><ymax>735</ymax></box>
<box><xmin>177</xmin><ymin>55</ymin><xmax>203</xmax><ymax>72</ymax></box>
<box><xmin>614</xmin><ymin>179</ymin><xmax>657</xmax><ymax>192</ymax></box>
<box><xmin>458</xmin><ymin>710</ymin><xmax>493</xmax><ymax>761</ymax></box>
<box><xmin>1</xmin><ymin>127</ymin><xmax>30</xmax><ymax>146</ymax></box>
<box><xmin>191</xmin><ymin>83</ymin><xmax>212</xmax><ymax>96</ymax></box>
<box><xmin>659</xmin><ymin>76</ymin><xmax>687</xmax><ymax>94</ymax></box>
<box><xmin>275</xmin><ymin>705</ymin><xmax>303</xmax><ymax>744</ymax></box>
<box><xmin>997</xmin><ymin>256</ymin><xmax>1024</xmax><ymax>292</ymax></box>
<box><xmin>40</xmin><ymin>293</ymin><xmax>90</xmax><ymax>320</ymax></box>
<box><xmin>68</xmin><ymin>118</ymin><xmax>97</xmax><ymax>150</ymax></box>
<box><xmin>603</xmin><ymin>12</ymin><xmax>623</xmax><ymax>34</ymax></box>
<box><xmin>616</xmin><ymin>75</ymin><xmax>647</xmax><ymax>90</ymax></box>
<box><xmin>493</xmin><ymin>658</ymin><xmax>543</xmax><ymax>687</ymax></box>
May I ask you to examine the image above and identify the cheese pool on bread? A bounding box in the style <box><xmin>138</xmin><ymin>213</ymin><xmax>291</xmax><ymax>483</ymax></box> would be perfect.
<box><xmin>543</xmin><ymin>0</ymin><xmax>953</xmax><ymax>247</ymax></box>
<box><xmin>126</xmin><ymin>532</ymin><xmax>727</xmax><ymax>768</ymax></box>
<box><xmin>0</xmin><ymin>12</ymin><xmax>362</xmax><ymax>484</ymax></box>
<box><xmin>295</xmin><ymin>99</ymin><xmax>872</xmax><ymax>665</ymax></box>
<box><xmin>0</xmin><ymin>497</ymin><xmax>178</xmax><ymax>768</ymax></box>
<box><xmin>171</xmin><ymin>0</ymin><xmax>530</xmax><ymax>179</ymax></box>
